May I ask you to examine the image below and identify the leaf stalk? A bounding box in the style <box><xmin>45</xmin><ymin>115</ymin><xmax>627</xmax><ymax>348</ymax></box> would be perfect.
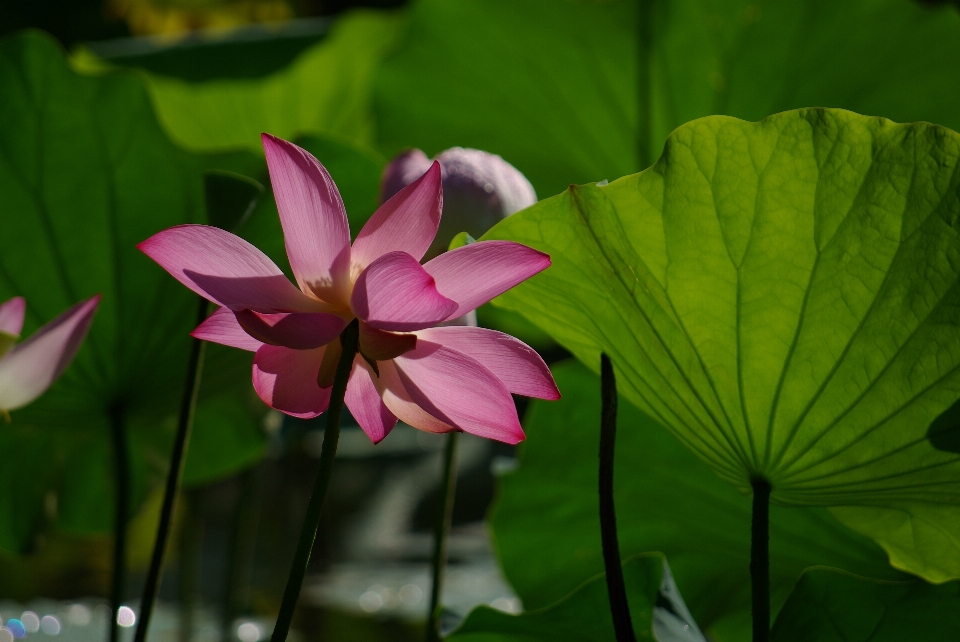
<box><xmin>109</xmin><ymin>402</ymin><xmax>129</xmax><ymax>642</ymax></box>
<box><xmin>599</xmin><ymin>354</ymin><xmax>636</xmax><ymax>642</ymax></box>
<box><xmin>751</xmin><ymin>476</ymin><xmax>771</xmax><ymax>642</ymax></box>
<box><xmin>134</xmin><ymin>298</ymin><xmax>209</xmax><ymax>642</ymax></box>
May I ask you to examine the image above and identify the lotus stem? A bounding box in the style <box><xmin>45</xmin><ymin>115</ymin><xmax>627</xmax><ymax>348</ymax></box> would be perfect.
<box><xmin>179</xmin><ymin>490</ymin><xmax>202</xmax><ymax>642</ymax></box>
<box><xmin>135</xmin><ymin>298</ymin><xmax>209</xmax><ymax>642</ymax></box>
<box><xmin>751</xmin><ymin>476</ymin><xmax>771</xmax><ymax>642</ymax></box>
<box><xmin>599</xmin><ymin>354</ymin><xmax>636</xmax><ymax>642</ymax></box>
<box><xmin>426</xmin><ymin>431</ymin><xmax>460</xmax><ymax>642</ymax></box>
<box><xmin>221</xmin><ymin>466</ymin><xmax>263</xmax><ymax>641</ymax></box>
<box><xmin>109</xmin><ymin>402</ymin><xmax>130</xmax><ymax>642</ymax></box>
<box><xmin>270</xmin><ymin>319</ymin><xmax>359</xmax><ymax>642</ymax></box>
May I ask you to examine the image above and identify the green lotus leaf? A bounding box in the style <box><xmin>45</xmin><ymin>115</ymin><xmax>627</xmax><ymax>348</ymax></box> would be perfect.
<box><xmin>0</xmin><ymin>31</ymin><xmax>266</xmax><ymax>547</ymax></box>
<box><xmin>494</xmin><ymin>360</ymin><xmax>902</xmax><ymax>640</ymax></box>
<box><xmin>376</xmin><ymin>0</ymin><xmax>960</xmax><ymax>197</ymax></box>
<box><xmin>770</xmin><ymin>567</ymin><xmax>960</xmax><ymax>641</ymax></box>
<box><xmin>447</xmin><ymin>554</ymin><xmax>664</xmax><ymax>642</ymax></box>
<box><xmin>75</xmin><ymin>10</ymin><xmax>407</xmax><ymax>154</ymax></box>
<box><xmin>484</xmin><ymin>108</ymin><xmax>960</xmax><ymax>582</ymax></box>
<box><xmin>827</xmin><ymin>504</ymin><xmax>960</xmax><ymax>585</ymax></box>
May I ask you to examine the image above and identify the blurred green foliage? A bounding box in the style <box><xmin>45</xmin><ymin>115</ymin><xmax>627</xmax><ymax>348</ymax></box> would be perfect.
<box><xmin>0</xmin><ymin>31</ymin><xmax>265</xmax><ymax>551</ymax></box>
<box><xmin>73</xmin><ymin>10</ymin><xmax>406</xmax><ymax>152</ymax></box>
<box><xmin>770</xmin><ymin>567</ymin><xmax>960</xmax><ymax>641</ymax></box>
<box><xmin>448</xmin><ymin>555</ymin><xmax>664</xmax><ymax>642</ymax></box>
<box><xmin>375</xmin><ymin>0</ymin><xmax>960</xmax><ymax>197</ymax></box>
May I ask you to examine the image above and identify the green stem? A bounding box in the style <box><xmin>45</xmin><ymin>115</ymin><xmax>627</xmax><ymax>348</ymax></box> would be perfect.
<box><xmin>426</xmin><ymin>431</ymin><xmax>460</xmax><ymax>642</ymax></box>
<box><xmin>109</xmin><ymin>403</ymin><xmax>129</xmax><ymax>642</ymax></box>
<box><xmin>179</xmin><ymin>490</ymin><xmax>203</xmax><ymax>642</ymax></box>
<box><xmin>135</xmin><ymin>298</ymin><xmax>209</xmax><ymax>642</ymax></box>
<box><xmin>751</xmin><ymin>476</ymin><xmax>771</xmax><ymax>642</ymax></box>
<box><xmin>221</xmin><ymin>467</ymin><xmax>263</xmax><ymax>641</ymax></box>
<box><xmin>270</xmin><ymin>319</ymin><xmax>359</xmax><ymax>642</ymax></box>
<box><xmin>599</xmin><ymin>354</ymin><xmax>636</xmax><ymax>642</ymax></box>
<box><xmin>637</xmin><ymin>0</ymin><xmax>653</xmax><ymax>169</ymax></box>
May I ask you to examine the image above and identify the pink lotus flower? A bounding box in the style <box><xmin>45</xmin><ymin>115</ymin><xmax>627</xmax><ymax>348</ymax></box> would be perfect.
<box><xmin>139</xmin><ymin>134</ymin><xmax>558</xmax><ymax>444</ymax></box>
<box><xmin>0</xmin><ymin>295</ymin><xmax>101</xmax><ymax>415</ymax></box>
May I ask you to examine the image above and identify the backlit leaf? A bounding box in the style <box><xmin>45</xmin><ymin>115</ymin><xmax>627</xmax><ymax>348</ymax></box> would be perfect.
<box><xmin>485</xmin><ymin>108</ymin><xmax>960</xmax><ymax>582</ymax></box>
<box><xmin>493</xmin><ymin>361</ymin><xmax>903</xmax><ymax>639</ymax></box>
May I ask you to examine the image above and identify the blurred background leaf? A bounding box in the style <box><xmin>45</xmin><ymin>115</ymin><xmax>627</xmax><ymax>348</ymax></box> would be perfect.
<box><xmin>375</xmin><ymin>0</ymin><xmax>636</xmax><ymax>199</ymax></box>
<box><xmin>769</xmin><ymin>567</ymin><xmax>960</xmax><ymax>641</ymax></box>
<box><xmin>73</xmin><ymin>9</ymin><xmax>406</xmax><ymax>153</ymax></box>
<box><xmin>0</xmin><ymin>31</ymin><xmax>267</xmax><ymax>576</ymax></box>
<box><xmin>448</xmin><ymin>555</ymin><xmax>664</xmax><ymax>642</ymax></box>
<box><xmin>374</xmin><ymin>0</ymin><xmax>960</xmax><ymax>198</ymax></box>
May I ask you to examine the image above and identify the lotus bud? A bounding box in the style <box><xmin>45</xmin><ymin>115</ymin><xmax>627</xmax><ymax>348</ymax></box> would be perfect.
<box><xmin>380</xmin><ymin>147</ymin><xmax>537</xmax><ymax>259</ymax></box>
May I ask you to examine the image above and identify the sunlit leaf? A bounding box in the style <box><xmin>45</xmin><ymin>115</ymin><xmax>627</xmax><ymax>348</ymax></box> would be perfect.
<box><xmin>76</xmin><ymin>10</ymin><xmax>407</xmax><ymax>153</ymax></box>
<box><xmin>494</xmin><ymin>360</ymin><xmax>903</xmax><ymax>640</ymax></box>
<box><xmin>827</xmin><ymin>503</ymin><xmax>960</xmax><ymax>585</ymax></box>
<box><xmin>485</xmin><ymin>109</ymin><xmax>960</xmax><ymax>582</ymax></box>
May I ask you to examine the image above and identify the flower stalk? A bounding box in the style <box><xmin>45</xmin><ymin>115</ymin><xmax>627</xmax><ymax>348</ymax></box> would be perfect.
<box><xmin>751</xmin><ymin>476</ymin><xmax>771</xmax><ymax>642</ymax></box>
<box><xmin>134</xmin><ymin>298</ymin><xmax>209</xmax><ymax>642</ymax></box>
<box><xmin>426</xmin><ymin>431</ymin><xmax>459</xmax><ymax>642</ymax></box>
<box><xmin>109</xmin><ymin>401</ymin><xmax>130</xmax><ymax>642</ymax></box>
<box><xmin>270</xmin><ymin>319</ymin><xmax>359</xmax><ymax>642</ymax></box>
<box><xmin>599</xmin><ymin>354</ymin><xmax>636</xmax><ymax>642</ymax></box>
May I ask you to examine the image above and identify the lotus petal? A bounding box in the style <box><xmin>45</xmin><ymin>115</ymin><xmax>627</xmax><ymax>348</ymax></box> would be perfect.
<box><xmin>393</xmin><ymin>340</ymin><xmax>525</xmax><ymax>444</ymax></box>
<box><xmin>425</xmin><ymin>241</ymin><xmax>550</xmax><ymax>319</ymax></box>
<box><xmin>252</xmin><ymin>344</ymin><xmax>330</xmax><ymax>418</ymax></box>
<box><xmin>262</xmin><ymin>134</ymin><xmax>352</xmax><ymax>303</ymax></box>
<box><xmin>351</xmin><ymin>251</ymin><xmax>457</xmax><ymax>331</ymax></box>
<box><xmin>0</xmin><ymin>296</ymin><xmax>100</xmax><ymax>411</ymax></box>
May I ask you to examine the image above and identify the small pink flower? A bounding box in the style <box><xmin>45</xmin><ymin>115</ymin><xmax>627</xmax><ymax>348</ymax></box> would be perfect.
<box><xmin>0</xmin><ymin>295</ymin><xmax>101</xmax><ymax>414</ymax></box>
<box><xmin>139</xmin><ymin>135</ymin><xmax>558</xmax><ymax>444</ymax></box>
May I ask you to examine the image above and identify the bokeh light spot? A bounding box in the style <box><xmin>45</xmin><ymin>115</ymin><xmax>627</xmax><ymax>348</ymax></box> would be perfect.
<box><xmin>358</xmin><ymin>590</ymin><xmax>383</xmax><ymax>612</ymax></box>
<box><xmin>398</xmin><ymin>584</ymin><xmax>422</xmax><ymax>606</ymax></box>
<box><xmin>20</xmin><ymin>613</ymin><xmax>39</xmax><ymax>634</ymax></box>
<box><xmin>5</xmin><ymin>620</ymin><xmax>25</xmax><ymax>639</ymax></box>
<box><xmin>39</xmin><ymin>616</ymin><xmax>60</xmax><ymax>636</ymax></box>
<box><xmin>490</xmin><ymin>597</ymin><xmax>522</xmax><ymax>614</ymax></box>
<box><xmin>236</xmin><ymin>622</ymin><xmax>260</xmax><ymax>642</ymax></box>
<box><xmin>116</xmin><ymin>607</ymin><xmax>136</xmax><ymax>628</ymax></box>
